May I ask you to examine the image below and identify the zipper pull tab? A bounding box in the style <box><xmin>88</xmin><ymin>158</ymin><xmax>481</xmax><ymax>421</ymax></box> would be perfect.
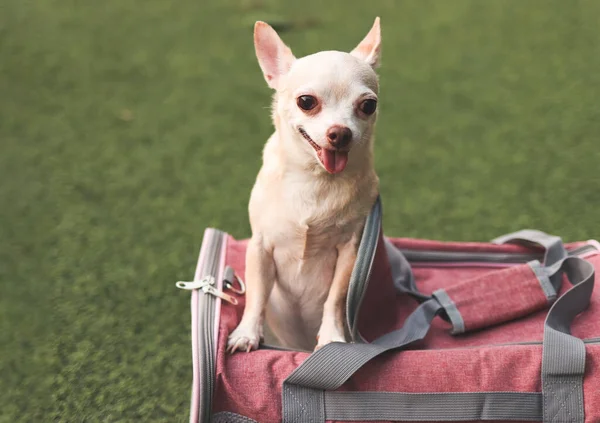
<box><xmin>176</xmin><ymin>276</ymin><xmax>239</xmax><ymax>305</ymax></box>
<box><xmin>223</xmin><ymin>266</ymin><xmax>246</xmax><ymax>295</ymax></box>
<box><xmin>202</xmin><ymin>284</ymin><xmax>238</xmax><ymax>305</ymax></box>
<box><xmin>176</xmin><ymin>276</ymin><xmax>215</xmax><ymax>290</ymax></box>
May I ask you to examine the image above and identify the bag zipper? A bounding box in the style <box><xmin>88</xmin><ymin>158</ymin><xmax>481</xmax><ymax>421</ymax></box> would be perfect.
<box><xmin>421</xmin><ymin>337</ymin><xmax>600</xmax><ymax>352</ymax></box>
<box><xmin>401</xmin><ymin>243</ymin><xmax>598</xmax><ymax>266</ymax></box>
<box><xmin>177</xmin><ymin>229</ymin><xmax>228</xmax><ymax>423</ymax></box>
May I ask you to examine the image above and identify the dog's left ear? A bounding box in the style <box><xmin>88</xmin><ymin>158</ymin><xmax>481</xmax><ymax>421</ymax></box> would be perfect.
<box><xmin>350</xmin><ymin>17</ymin><xmax>381</xmax><ymax>69</ymax></box>
<box><xmin>254</xmin><ymin>21</ymin><xmax>296</xmax><ymax>90</ymax></box>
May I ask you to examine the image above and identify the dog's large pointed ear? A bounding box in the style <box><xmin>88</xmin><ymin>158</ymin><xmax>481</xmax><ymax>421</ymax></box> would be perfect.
<box><xmin>350</xmin><ymin>17</ymin><xmax>381</xmax><ymax>68</ymax></box>
<box><xmin>254</xmin><ymin>21</ymin><xmax>296</xmax><ymax>90</ymax></box>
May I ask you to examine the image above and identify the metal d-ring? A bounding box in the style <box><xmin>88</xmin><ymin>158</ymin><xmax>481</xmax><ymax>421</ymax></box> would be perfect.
<box><xmin>225</xmin><ymin>275</ymin><xmax>246</xmax><ymax>295</ymax></box>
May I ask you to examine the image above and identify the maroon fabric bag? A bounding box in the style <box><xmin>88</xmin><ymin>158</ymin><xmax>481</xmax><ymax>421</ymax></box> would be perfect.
<box><xmin>177</xmin><ymin>199</ymin><xmax>600</xmax><ymax>422</ymax></box>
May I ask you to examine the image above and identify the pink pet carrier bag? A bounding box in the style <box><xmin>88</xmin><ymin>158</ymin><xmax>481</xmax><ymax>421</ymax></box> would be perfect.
<box><xmin>177</xmin><ymin>198</ymin><xmax>600</xmax><ymax>422</ymax></box>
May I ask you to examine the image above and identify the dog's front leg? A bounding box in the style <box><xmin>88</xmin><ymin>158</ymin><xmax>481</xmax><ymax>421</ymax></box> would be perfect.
<box><xmin>227</xmin><ymin>235</ymin><xmax>275</xmax><ymax>353</ymax></box>
<box><xmin>315</xmin><ymin>237</ymin><xmax>358</xmax><ymax>350</ymax></box>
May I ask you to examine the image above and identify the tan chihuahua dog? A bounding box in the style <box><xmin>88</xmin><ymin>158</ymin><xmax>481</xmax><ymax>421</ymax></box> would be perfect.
<box><xmin>228</xmin><ymin>19</ymin><xmax>381</xmax><ymax>352</ymax></box>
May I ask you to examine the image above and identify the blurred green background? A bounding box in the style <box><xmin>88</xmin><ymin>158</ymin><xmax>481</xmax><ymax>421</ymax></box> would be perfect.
<box><xmin>2</xmin><ymin>0</ymin><xmax>600</xmax><ymax>421</ymax></box>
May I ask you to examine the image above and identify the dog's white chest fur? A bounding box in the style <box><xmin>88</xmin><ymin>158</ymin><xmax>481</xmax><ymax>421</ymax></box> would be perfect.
<box><xmin>267</xmin><ymin>220</ymin><xmax>351</xmax><ymax>348</ymax></box>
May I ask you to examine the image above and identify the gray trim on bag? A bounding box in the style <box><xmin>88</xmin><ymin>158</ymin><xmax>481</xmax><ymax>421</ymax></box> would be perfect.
<box><xmin>528</xmin><ymin>260</ymin><xmax>557</xmax><ymax>302</ymax></box>
<box><xmin>324</xmin><ymin>391</ymin><xmax>543</xmax><ymax>421</ymax></box>
<box><xmin>211</xmin><ymin>412</ymin><xmax>258</xmax><ymax>423</ymax></box>
<box><xmin>432</xmin><ymin>289</ymin><xmax>465</xmax><ymax>334</ymax></box>
<box><xmin>346</xmin><ymin>197</ymin><xmax>382</xmax><ymax>342</ymax></box>
<box><xmin>400</xmin><ymin>244</ymin><xmax>597</xmax><ymax>265</ymax></box>
<box><xmin>283</xmin><ymin>384</ymin><xmax>325</xmax><ymax>422</ymax></box>
<box><xmin>191</xmin><ymin>229</ymin><xmax>226</xmax><ymax>423</ymax></box>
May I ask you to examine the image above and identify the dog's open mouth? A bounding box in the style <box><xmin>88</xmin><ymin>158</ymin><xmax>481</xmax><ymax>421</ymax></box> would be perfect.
<box><xmin>298</xmin><ymin>127</ymin><xmax>349</xmax><ymax>174</ymax></box>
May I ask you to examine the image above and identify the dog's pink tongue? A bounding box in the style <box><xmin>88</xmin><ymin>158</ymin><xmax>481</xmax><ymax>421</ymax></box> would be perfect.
<box><xmin>321</xmin><ymin>149</ymin><xmax>349</xmax><ymax>174</ymax></box>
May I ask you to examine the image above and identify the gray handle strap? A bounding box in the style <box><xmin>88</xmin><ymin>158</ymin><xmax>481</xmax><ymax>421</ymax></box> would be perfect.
<box><xmin>387</xmin><ymin>229</ymin><xmax>568</xmax><ymax>304</ymax></box>
<box><xmin>385</xmin><ymin>230</ymin><xmax>564</xmax><ymax>331</ymax></box>
<box><xmin>491</xmin><ymin>229</ymin><xmax>567</xmax><ymax>265</ymax></box>
<box><xmin>282</xmin><ymin>255</ymin><xmax>594</xmax><ymax>423</ymax></box>
<box><xmin>492</xmin><ymin>229</ymin><xmax>568</xmax><ymax>290</ymax></box>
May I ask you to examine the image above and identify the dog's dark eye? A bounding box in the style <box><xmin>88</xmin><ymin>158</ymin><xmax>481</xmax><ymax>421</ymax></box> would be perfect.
<box><xmin>297</xmin><ymin>95</ymin><xmax>318</xmax><ymax>111</ymax></box>
<box><xmin>359</xmin><ymin>99</ymin><xmax>377</xmax><ymax>115</ymax></box>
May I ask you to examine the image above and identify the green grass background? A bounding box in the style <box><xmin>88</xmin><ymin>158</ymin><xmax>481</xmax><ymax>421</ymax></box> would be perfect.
<box><xmin>2</xmin><ymin>0</ymin><xmax>600</xmax><ymax>421</ymax></box>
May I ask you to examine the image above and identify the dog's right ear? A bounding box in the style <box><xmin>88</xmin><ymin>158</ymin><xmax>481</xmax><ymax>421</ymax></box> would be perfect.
<box><xmin>254</xmin><ymin>22</ymin><xmax>296</xmax><ymax>90</ymax></box>
<box><xmin>351</xmin><ymin>17</ymin><xmax>381</xmax><ymax>69</ymax></box>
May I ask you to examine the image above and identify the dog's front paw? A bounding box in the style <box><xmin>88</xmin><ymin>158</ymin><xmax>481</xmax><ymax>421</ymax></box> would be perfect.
<box><xmin>227</xmin><ymin>324</ymin><xmax>263</xmax><ymax>353</ymax></box>
<box><xmin>315</xmin><ymin>330</ymin><xmax>346</xmax><ymax>351</ymax></box>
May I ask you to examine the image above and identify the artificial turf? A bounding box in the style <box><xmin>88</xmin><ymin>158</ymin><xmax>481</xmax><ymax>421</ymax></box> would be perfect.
<box><xmin>1</xmin><ymin>0</ymin><xmax>600</xmax><ymax>421</ymax></box>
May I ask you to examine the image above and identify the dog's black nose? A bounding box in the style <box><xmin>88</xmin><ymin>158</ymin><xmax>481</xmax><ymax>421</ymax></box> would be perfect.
<box><xmin>326</xmin><ymin>125</ymin><xmax>352</xmax><ymax>148</ymax></box>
